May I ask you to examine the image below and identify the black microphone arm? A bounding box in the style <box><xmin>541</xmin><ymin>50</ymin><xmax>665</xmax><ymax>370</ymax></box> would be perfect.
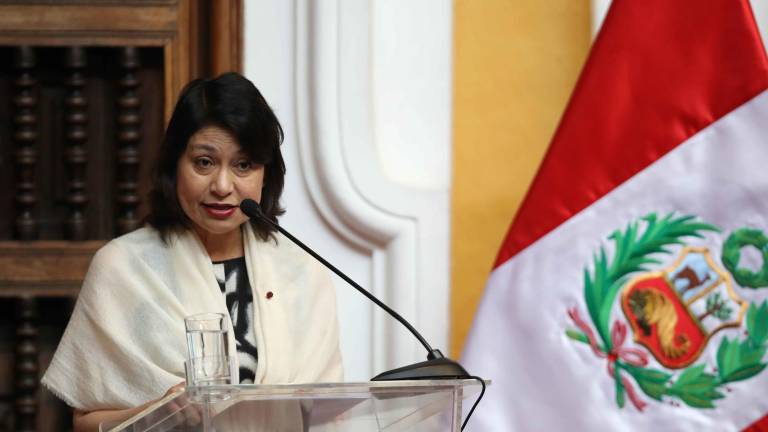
<box><xmin>240</xmin><ymin>198</ymin><xmax>470</xmax><ymax>381</ymax></box>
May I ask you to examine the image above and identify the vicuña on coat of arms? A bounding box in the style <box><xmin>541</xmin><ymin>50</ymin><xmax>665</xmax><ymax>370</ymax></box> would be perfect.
<box><xmin>566</xmin><ymin>213</ymin><xmax>768</xmax><ymax>411</ymax></box>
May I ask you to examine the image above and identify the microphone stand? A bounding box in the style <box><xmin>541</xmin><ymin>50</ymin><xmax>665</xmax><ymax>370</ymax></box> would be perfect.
<box><xmin>240</xmin><ymin>199</ymin><xmax>469</xmax><ymax>381</ymax></box>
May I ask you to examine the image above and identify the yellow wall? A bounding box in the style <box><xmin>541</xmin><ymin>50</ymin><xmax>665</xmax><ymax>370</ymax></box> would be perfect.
<box><xmin>451</xmin><ymin>1</ymin><xmax>592</xmax><ymax>357</ymax></box>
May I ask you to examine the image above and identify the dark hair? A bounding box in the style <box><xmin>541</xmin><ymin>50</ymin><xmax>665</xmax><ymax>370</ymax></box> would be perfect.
<box><xmin>146</xmin><ymin>72</ymin><xmax>286</xmax><ymax>241</ymax></box>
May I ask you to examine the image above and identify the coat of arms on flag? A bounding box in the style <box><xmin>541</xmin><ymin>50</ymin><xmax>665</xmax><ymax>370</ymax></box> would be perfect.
<box><xmin>567</xmin><ymin>213</ymin><xmax>768</xmax><ymax>411</ymax></box>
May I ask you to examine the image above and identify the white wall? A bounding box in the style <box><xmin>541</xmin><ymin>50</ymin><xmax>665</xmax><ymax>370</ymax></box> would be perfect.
<box><xmin>243</xmin><ymin>0</ymin><xmax>454</xmax><ymax>381</ymax></box>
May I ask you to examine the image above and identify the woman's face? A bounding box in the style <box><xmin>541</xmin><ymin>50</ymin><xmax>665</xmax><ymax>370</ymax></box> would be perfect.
<box><xmin>176</xmin><ymin>125</ymin><xmax>264</xmax><ymax>239</ymax></box>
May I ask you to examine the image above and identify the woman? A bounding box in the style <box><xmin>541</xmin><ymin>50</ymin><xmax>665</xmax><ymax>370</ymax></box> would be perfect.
<box><xmin>41</xmin><ymin>73</ymin><xmax>343</xmax><ymax>430</ymax></box>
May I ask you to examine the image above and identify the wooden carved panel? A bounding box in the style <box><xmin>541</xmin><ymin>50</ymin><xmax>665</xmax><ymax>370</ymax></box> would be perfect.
<box><xmin>0</xmin><ymin>46</ymin><xmax>165</xmax><ymax>241</ymax></box>
<box><xmin>64</xmin><ymin>46</ymin><xmax>89</xmax><ymax>241</ymax></box>
<box><xmin>0</xmin><ymin>1</ymin><xmax>243</xmax><ymax>429</ymax></box>
<box><xmin>13</xmin><ymin>46</ymin><xmax>39</xmax><ymax>241</ymax></box>
<box><xmin>116</xmin><ymin>47</ymin><xmax>143</xmax><ymax>235</ymax></box>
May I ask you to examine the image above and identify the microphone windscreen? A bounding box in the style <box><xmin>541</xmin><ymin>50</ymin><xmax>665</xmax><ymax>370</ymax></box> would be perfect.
<box><xmin>240</xmin><ymin>199</ymin><xmax>262</xmax><ymax>219</ymax></box>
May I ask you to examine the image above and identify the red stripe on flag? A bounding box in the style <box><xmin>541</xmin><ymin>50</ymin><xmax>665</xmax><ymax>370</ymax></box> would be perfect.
<box><xmin>744</xmin><ymin>413</ymin><xmax>768</xmax><ymax>432</ymax></box>
<box><xmin>494</xmin><ymin>0</ymin><xmax>768</xmax><ymax>268</ymax></box>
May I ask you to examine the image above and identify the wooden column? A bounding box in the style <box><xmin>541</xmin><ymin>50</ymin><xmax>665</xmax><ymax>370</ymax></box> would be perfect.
<box><xmin>64</xmin><ymin>46</ymin><xmax>89</xmax><ymax>240</ymax></box>
<box><xmin>13</xmin><ymin>46</ymin><xmax>38</xmax><ymax>241</ymax></box>
<box><xmin>14</xmin><ymin>297</ymin><xmax>39</xmax><ymax>432</ymax></box>
<box><xmin>210</xmin><ymin>0</ymin><xmax>244</xmax><ymax>75</ymax></box>
<box><xmin>116</xmin><ymin>47</ymin><xmax>142</xmax><ymax>235</ymax></box>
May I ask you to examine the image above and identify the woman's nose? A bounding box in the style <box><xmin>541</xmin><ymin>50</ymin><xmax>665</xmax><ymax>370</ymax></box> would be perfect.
<box><xmin>211</xmin><ymin>169</ymin><xmax>234</xmax><ymax>196</ymax></box>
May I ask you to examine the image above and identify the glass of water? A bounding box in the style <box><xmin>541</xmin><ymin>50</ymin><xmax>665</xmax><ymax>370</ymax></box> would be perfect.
<box><xmin>185</xmin><ymin>312</ymin><xmax>229</xmax><ymax>360</ymax></box>
<box><xmin>184</xmin><ymin>313</ymin><xmax>233</xmax><ymax>390</ymax></box>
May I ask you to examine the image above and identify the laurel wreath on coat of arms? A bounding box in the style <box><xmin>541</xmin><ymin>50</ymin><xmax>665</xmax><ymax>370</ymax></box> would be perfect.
<box><xmin>566</xmin><ymin>213</ymin><xmax>768</xmax><ymax>411</ymax></box>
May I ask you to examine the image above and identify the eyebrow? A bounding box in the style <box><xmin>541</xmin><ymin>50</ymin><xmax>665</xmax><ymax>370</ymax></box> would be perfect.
<box><xmin>189</xmin><ymin>143</ymin><xmax>219</xmax><ymax>153</ymax></box>
<box><xmin>188</xmin><ymin>143</ymin><xmax>249</xmax><ymax>158</ymax></box>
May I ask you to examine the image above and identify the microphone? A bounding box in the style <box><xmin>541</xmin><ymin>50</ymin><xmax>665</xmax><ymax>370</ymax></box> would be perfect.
<box><xmin>240</xmin><ymin>198</ymin><xmax>470</xmax><ymax>381</ymax></box>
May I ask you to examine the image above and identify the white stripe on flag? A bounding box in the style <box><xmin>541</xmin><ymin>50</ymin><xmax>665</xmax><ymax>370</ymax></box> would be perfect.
<box><xmin>463</xmin><ymin>90</ymin><xmax>768</xmax><ymax>431</ymax></box>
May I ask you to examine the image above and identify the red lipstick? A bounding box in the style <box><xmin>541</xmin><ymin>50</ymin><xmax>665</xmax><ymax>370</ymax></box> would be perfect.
<box><xmin>202</xmin><ymin>203</ymin><xmax>237</xmax><ymax>219</ymax></box>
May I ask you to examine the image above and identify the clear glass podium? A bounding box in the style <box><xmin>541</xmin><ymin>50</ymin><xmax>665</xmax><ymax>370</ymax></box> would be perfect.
<box><xmin>103</xmin><ymin>380</ymin><xmax>485</xmax><ymax>431</ymax></box>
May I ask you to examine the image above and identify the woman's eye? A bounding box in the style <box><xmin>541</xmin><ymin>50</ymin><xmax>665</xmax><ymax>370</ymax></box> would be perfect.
<box><xmin>236</xmin><ymin>161</ymin><xmax>253</xmax><ymax>171</ymax></box>
<box><xmin>195</xmin><ymin>158</ymin><xmax>213</xmax><ymax>169</ymax></box>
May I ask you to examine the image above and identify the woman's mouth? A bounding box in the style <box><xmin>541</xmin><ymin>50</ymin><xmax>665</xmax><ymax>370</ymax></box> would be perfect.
<box><xmin>202</xmin><ymin>203</ymin><xmax>237</xmax><ymax>219</ymax></box>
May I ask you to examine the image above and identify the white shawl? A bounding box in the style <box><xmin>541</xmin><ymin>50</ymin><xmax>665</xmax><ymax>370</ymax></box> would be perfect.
<box><xmin>41</xmin><ymin>223</ymin><xmax>343</xmax><ymax>411</ymax></box>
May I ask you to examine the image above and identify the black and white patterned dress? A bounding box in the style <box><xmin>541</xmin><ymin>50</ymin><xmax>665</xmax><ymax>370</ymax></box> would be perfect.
<box><xmin>212</xmin><ymin>257</ymin><xmax>258</xmax><ymax>384</ymax></box>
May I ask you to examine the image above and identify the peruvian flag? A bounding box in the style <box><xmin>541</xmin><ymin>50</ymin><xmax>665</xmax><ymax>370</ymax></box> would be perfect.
<box><xmin>462</xmin><ymin>1</ymin><xmax>768</xmax><ymax>431</ymax></box>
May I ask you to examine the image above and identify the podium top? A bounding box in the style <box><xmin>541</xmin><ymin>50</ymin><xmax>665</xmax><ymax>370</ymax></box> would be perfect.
<box><xmin>108</xmin><ymin>379</ymin><xmax>487</xmax><ymax>432</ymax></box>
